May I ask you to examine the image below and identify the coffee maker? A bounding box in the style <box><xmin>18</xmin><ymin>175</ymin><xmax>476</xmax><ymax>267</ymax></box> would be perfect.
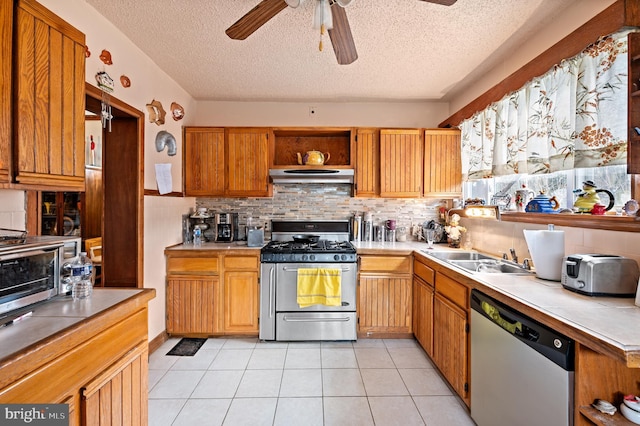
<box><xmin>214</xmin><ymin>213</ymin><xmax>238</xmax><ymax>242</ymax></box>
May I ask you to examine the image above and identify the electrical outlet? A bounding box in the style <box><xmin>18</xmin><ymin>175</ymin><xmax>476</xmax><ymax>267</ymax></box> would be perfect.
<box><xmin>309</xmin><ymin>106</ymin><xmax>317</xmax><ymax>117</ymax></box>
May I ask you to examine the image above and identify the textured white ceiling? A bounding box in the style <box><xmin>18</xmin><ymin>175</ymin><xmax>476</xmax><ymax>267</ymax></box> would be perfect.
<box><xmin>85</xmin><ymin>0</ymin><xmax>575</xmax><ymax>102</ymax></box>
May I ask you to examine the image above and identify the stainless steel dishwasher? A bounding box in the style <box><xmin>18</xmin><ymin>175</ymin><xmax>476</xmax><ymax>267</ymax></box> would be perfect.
<box><xmin>470</xmin><ymin>290</ymin><xmax>574</xmax><ymax>426</ymax></box>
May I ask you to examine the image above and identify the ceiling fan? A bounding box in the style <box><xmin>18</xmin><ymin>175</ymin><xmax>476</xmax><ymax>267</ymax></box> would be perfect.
<box><xmin>225</xmin><ymin>0</ymin><xmax>457</xmax><ymax>65</ymax></box>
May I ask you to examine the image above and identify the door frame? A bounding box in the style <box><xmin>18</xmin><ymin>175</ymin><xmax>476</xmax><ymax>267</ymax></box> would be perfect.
<box><xmin>85</xmin><ymin>83</ymin><xmax>144</xmax><ymax>287</ymax></box>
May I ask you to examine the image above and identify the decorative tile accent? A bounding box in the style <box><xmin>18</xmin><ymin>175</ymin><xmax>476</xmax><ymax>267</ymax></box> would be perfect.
<box><xmin>197</xmin><ymin>184</ymin><xmax>444</xmax><ymax>239</ymax></box>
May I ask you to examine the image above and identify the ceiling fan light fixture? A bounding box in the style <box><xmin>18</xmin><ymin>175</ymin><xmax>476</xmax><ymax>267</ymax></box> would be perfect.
<box><xmin>285</xmin><ymin>0</ymin><xmax>306</xmax><ymax>8</ymax></box>
<box><xmin>335</xmin><ymin>0</ymin><xmax>353</xmax><ymax>7</ymax></box>
<box><xmin>313</xmin><ymin>0</ymin><xmax>333</xmax><ymax>31</ymax></box>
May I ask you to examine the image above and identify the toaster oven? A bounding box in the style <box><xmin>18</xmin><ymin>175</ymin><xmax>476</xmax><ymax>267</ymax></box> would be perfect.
<box><xmin>561</xmin><ymin>254</ymin><xmax>640</xmax><ymax>297</ymax></box>
<box><xmin>0</xmin><ymin>243</ymin><xmax>64</xmax><ymax>316</ymax></box>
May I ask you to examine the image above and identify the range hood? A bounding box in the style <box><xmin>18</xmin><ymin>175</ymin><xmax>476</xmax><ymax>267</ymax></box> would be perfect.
<box><xmin>269</xmin><ymin>168</ymin><xmax>354</xmax><ymax>184</ymax></box>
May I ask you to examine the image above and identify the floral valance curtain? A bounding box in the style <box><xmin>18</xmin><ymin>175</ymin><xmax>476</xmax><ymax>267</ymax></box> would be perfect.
<box><xmin>461</xmin><ymin>30</ymin><xmax>631</xmax><ymax>181</ymax></box>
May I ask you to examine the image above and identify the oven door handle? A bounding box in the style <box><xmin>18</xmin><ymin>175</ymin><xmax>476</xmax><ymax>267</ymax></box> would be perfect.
<box><xmin>282</xmin><ymin>266</ymin><xmax>353</xmax><ymax>272</ymax></box>
<box><xmin>282</xmin><ymin>316</ymin><xmax>351</xmax><ymax>322</ymax></box>
<box><xmin>268</xmin><ymin>266</ymin><xmax>275</xmax><ymax>319</ymax></box>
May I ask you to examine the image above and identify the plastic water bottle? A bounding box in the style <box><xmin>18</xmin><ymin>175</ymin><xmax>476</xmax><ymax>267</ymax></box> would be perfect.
<box><xmin>193</xmin><ymin>227</ymin><xmax>202</xmax><ymax>246</ymax></box>
<box><xmin>70</xmin><ymin>252</ymin><xmax>94</xmax><ymax>300</ymax></box>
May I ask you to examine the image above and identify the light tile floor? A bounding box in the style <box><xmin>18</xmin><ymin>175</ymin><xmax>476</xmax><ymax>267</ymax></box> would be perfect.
<box><xmin>148</xmin><ymin>337</ymin><xmax>476</xmax><ymax>426</ymax></box>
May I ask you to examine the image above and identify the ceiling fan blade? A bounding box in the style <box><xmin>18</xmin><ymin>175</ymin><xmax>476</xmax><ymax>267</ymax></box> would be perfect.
<box><xmin>328</xmin><ymin>3</ymin><xmax>358</xmax><ymax>65</ymax></box>
<box><xmin>226</xmin><ymin>0</ymin><xmax>288</xmax><ymax>40</ymax></box>
<box><xmin>420</xmin><ymin>0</ymin><xmax>457</xmax><ymax>5</ymax></box>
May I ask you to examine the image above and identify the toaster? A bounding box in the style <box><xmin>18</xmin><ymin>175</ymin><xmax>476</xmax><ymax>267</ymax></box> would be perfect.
<box><xmin>562</xmin><ymin>254</ymin><xmax>640</xmax><ymax>297</ymax></box>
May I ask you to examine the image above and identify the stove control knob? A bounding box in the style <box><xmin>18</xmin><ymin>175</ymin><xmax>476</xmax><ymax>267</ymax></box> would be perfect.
<box><xmin>310</xmin><ymin>255</ymin><xmax>316</xmax><ymax>261</ymax></box>
<box><xmin>302</xmin><ymin>254</ymin><xmax>308</xmax><ymax>261</ymax></box>
<box><xmin>341</xmin><ymin>254</ymin><xmax>347</xmax><ymax>261</ymax></box>
<box><xmin>334</xmin><ymin>254</ymin><xmax>340</xmax><ymax>261</ymax></box>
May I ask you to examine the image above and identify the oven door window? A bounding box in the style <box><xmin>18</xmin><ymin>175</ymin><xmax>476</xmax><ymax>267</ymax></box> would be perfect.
<box><xmin>0</xmin><ymin>250</ymin><xmax>57</xmax><ymax>305</ymax></box>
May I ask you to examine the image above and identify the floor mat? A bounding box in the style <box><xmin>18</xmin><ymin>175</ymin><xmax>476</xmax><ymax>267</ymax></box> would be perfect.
<box><xmin>166</xmin><ymin>338</ymin><xmax>207</xmax><ymax>356</ymax></box>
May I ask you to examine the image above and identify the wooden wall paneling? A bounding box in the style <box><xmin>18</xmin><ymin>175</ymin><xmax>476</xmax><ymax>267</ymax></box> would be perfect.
<box><xmin>354</xmin><ymin>128</ymin><xmax>379</xmax><ymax>197</ymax></box>
<box><xmin>0</xmin><ymin>0</ymin><xmax>11</xmax><ymax>183</ymax></box>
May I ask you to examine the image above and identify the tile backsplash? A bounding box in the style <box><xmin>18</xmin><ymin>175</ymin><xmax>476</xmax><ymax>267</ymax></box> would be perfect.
<box><xmin>196</xmin><ymin>184</ymin><xmax>444</xmax><ymax>238</ymax></box>
<box><xmin>462</xmin><ymin>217</ymin><xmax>640</xmax><ymax>266</ymax></box>
<box><xmin>0</xmin><ymin>190</ymin><xmax>26</xmax><ymax>231</ymax></box>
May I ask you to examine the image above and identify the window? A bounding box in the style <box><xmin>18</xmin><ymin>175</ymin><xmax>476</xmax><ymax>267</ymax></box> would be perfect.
<box><xmin>463</xmin><ymin>165</ymin><xmax>631</xmax><ymax>213</ymax></box>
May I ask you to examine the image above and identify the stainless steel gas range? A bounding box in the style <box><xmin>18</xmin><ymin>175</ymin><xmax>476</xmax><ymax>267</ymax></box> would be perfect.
<box><xmin>259</xmin><ymin>221</ymin><xmax>357</xmax><ymax>341</ymax></box>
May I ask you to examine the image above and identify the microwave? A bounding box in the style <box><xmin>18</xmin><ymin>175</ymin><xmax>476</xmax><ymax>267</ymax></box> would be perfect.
<box><xmin>0</xmin><ymin>242</ymin><xmax>66</xmax><ymax>316</ymax></box>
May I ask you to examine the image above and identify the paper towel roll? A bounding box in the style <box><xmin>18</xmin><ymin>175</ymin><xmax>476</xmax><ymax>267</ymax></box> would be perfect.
<box><xmin>523</xmin><ymin>229</ymin><xmax>565</xmax><ymax>281</ymax></box>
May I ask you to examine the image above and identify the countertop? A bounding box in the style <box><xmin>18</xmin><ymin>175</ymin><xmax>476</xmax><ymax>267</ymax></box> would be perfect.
<box><xmin>412</xmin><ymin>246</ymin><xmax>640</xmax><ymax>367</ymax></box>
<box><xmin>0</xmin><ymin>288</ymin><xmax>155</xmax><ymax>364</ymax></box>
<box><xmin>165</xmin><ymin>241</ymin><xmax>262</xmax><ymax>252</ymax></box>
<box><xmin>165</xmin><ymin>239</ymin><xmax>640</xmax><ymax>366</ymax></box>
<box><xmin>165</xmin><ymin>240</ymin><xmax>424</xmax><ymax>253</ymax></box>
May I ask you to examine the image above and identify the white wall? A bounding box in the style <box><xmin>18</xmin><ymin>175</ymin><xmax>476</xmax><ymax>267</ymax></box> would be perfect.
<box><xmin>446</xmin><ymin>0</ymin><xmax>617</xmax><ymax>116</ymax></box>
<box><xmin>193</xmin><ymin>100</ymin><xmax>449</xmax><ymax>128</ymax></box>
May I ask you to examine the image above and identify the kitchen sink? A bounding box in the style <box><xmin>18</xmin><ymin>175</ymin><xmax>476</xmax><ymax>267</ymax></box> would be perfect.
<box><xmin>422</xmin><ymin>251</ymin><xmax>496</xmax><ymax>262</ymax></box>
<box><xmin>422</xmin><ymin>250</ymin><xmax>534</xmax><ymax>275</ymax></box>
<box><xmin>448</xmin><ymin>259</ymin><xmax>533</xmax><ymax>274</ymax></box>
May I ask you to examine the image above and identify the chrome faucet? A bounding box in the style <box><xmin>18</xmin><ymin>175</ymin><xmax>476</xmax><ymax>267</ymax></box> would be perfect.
<box><xmin>509</xmin><ymin>248</ymin><xmax>518</xmax><ymax>264</ymax></box>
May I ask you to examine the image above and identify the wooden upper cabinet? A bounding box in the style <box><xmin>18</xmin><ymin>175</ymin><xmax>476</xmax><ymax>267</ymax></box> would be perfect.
<box><xmin>0</xmin><ymin>0</ymin><xmax>12</xmax><ymax>184</ymax></box>
<box><xmin>225</xmin><ymin>128</ymin><xmax>271</xmax><ymax>197</ymax></box>
<box><xmin>184</xmin><ymin>127</ymin><xmax>225</xmax><ymax>196</ymax></box>
<box><xmin>380</xmin><ymin>129</ymin><xmax>423</xmax><ymax>198</ymax></box>
<box><xmin>14</xmin><ymin>0</ymin><xmax>86</xmax><ymax>189</ymax></box>
<box><xmin>424</xmin><ymin>129</ymin><xmax>462</xmax><ymax>197</ymax></box>
<box><xmin>354</xmin><ymin>128</ymin><xmax>379</xmax><ymax>197</ymax></box>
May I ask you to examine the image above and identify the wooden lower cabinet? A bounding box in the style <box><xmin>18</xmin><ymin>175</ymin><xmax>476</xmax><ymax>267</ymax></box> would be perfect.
<box><xmin>81</xmin><ymin>342</ymin><xmax>148</xmax><ymax>425</ymax></box>
<box><xmin>358</xmin><ymin>254</ymin><xmax>412</xmax><ymax>337</ymax></box>
<box><xmin>165</xmin><ymin>250</ymin><xmax>260</xmax><ymax>336</ymax></box>
<box><xmin>223</xmin><ymin>270</ymin><xmax>259</xmax><ymax>333</ymax></box>
<box><xmin>166</xmin><ymin>277</ymin><xmax>217</xmax><ymax>334</ymax></box>
<box><xmin>433</xmin><ymin>293</ymin><xmax>468</xmax><ymax>400</ymax></box>
<box><xmin>0</xmin><ymin>291</ymin><xmax>153</xmax><ymax>426</ymax></box>
<box><xmin>413</xmin><ymin>275</ymin><xmax>434</xmax><ymax>356</ymax></box>
<box><xmin>432</xmin><ymin>270</ymin><xmax>469</xmax><ymax>405</ymax></box>
<box><xmin>413</xmin><ymin>258</ymin><xmax>435</xmax><ymax>355</ymax></box>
